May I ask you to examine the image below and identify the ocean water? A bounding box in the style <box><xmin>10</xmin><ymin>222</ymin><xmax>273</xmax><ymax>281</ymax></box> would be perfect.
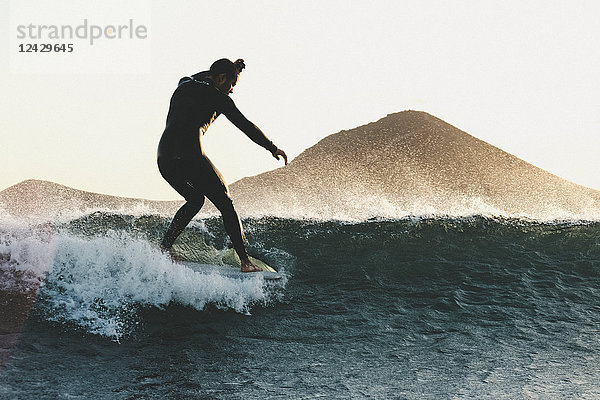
<box><xmin>1</xmin><ymin>212</ymin><xmax>600</xmax><ymax>399</ymax></box>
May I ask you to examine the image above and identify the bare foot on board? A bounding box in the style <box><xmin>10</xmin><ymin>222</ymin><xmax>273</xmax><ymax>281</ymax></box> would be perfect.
<box><xmin>241</xmin><ymin>258</ymin><xmax>262</xmax><ymax>273</ymax></box>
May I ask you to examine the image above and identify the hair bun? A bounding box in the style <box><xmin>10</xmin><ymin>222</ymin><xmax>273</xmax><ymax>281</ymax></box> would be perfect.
<box><xmin>234</xmin><ymin>59</ymin><xmax>246</xmax><ymax>72</ymax></box>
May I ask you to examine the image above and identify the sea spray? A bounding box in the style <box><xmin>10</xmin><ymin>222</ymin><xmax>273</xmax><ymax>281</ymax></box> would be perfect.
<box><xmin>35</xmin><ymin>230</ymin><xmax>285</xmax><ymax>340</ymax></box>
<box><xmin>1</xmin><ymin>212</ymin><xmax>600</xmax><ymax>398</ymax></box>
<box><xmin>0</xmin><ymin>214</ymin><xmax>287</xmax><ymax>341</ymax></box>
<box><xmin>0</xmin><ymin>220</ymin><xmax>57</xmax><ymax>294</ymax></box>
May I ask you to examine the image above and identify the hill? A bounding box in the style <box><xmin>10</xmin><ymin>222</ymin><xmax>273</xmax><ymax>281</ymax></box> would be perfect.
<box><xmin>0</xmin><ymin>179</ymin><xmax>181</xmax><ymax>218</ymax></box>
<box><xmin>229</xmin><ymin>111</ymin><xmax>600</xmax><ymax>219</ymax></box>
<box><xmin>2</xmin><ymin>111</ymin><xmax>598</xmax><ymax>220</ymax></box>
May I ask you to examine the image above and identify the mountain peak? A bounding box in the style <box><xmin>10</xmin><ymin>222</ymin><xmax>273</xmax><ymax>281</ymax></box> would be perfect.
<box><xmin>2</xmin><ymin>112</ymin><xmax>598</xmax><ymax>220</ymax></box>
<box><xmin>230</xmin><ymin>111</ymin><xmax>600</xmax><ymax>219</ymax></box>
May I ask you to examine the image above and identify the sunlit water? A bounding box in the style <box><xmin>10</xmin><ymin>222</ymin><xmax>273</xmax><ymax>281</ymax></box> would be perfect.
<box><xmin>1</xmin><ymin>213</ymin><xmax>599</xmax><ymax>399</ymax></box>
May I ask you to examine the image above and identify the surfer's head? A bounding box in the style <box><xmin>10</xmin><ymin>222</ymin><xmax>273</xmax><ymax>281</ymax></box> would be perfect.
<box><xmin>210</xmin><ymin>58</ymin><xmax>245</xmax><ymax>95</ymax></box>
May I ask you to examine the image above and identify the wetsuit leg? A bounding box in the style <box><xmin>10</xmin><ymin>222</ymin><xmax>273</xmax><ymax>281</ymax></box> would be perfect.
<box><xmin>160</xmin><ymin>199</ymin><xmax>204</xmax><ymax>249</ymax></box>
<box><xmin>158</xmin><ymin>156</ymin><xmax>249</xmax><ymax>260</ymax></box>
<box><xmin>204</xmin><ymin>186</ymin><xmax>248</xmax><ymax>260</ymax></box>
<box><xmin>158</xmin><ymin>158</ymin><xmax>206</xmax><ymax>249</ymax></box>
<box><xmin>199</xmin><ymin>158</ymin><xmax>249</xmax><ymax>260</ymax></box>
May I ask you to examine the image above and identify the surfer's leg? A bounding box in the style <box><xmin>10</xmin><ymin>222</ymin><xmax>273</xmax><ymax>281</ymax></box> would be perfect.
<box><xmin>198</xmin><ymin>157</ymin><xmax>260</xmax><ymax>272</ymax></box>
<box><xmin>160</xmin><ymin>198</ymin><xmax>205</xmax><ymax>249</ymax></box>
<box><xmin>158</xmin><ymin>158</ymin><xmax>206</xmax><ymax>250</ymax></box>
<box><xmin>209</xmin><ymin>191</ymin><xmax>247</xmax><ymax>258</ymax></box>
<box><xmin>202</xmin><ymin>179</ymin><xmax>248</xmax><ymax>260</ymax></box>
<box><xmin>207</xmin><ymin>192</ymin><xmax>260</xmax><ymax>272</ymax></box>
<box><xmin>160</xmin><ymin>156</ymin><xmax>260</xmax><ymax>271</ymax></box>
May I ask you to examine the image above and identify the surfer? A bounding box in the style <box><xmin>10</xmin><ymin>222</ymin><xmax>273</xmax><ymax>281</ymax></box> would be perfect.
<box><xmin>157</xmin><ymin>58</ymin><xmax>287</xmax><ymax>272</ymax></box>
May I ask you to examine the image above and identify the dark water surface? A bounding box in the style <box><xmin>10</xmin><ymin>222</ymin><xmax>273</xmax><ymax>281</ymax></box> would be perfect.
<box><xmin>1</xmin><ymin>215</ymin><xmax>600</xmax><ymax>399</ymax></box>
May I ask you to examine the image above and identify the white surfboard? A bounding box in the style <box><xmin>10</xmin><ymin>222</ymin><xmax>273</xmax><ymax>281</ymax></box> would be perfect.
<box><xmin>183</xmin><ymin>261</ymin><xmax>283</xmax><ymax>281</ymax></box>
<box><xmin>171</xmin><ymin>246</ymin><xmax>282</xmax><ymax>281</ymax></box>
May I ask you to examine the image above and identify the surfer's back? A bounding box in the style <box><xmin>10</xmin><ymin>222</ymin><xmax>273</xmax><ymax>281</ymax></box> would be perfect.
<box><xmin>157</xmin><ymin>77</ymin><xmax>226</xmax><ymax>160</ymax></box>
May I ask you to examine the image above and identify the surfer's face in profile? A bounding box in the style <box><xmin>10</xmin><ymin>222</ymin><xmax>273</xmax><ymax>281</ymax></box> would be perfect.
<box><xmin>214</xmin><ymin>73</ymin><xmax>239</xmax><ymax>95</ymax></box>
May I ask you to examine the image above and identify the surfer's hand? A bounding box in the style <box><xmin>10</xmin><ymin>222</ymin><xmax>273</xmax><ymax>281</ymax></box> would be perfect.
<box><xmin>272</xmin><ymin>148</ymin><xmax>288</xmax><ymax>165</ymax></box>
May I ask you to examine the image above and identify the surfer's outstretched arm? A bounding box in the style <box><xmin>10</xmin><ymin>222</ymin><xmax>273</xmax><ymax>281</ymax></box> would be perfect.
<box><xmin>220</xmin><ymin>97</ymin><xmax>288</xmax><ymax>165</ymax></box>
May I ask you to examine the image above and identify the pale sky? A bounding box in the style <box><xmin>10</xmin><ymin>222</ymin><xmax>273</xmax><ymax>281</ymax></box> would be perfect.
<box><xmin>2</xmin><ymin>0</ymin><xmax>599</xmax><ymax>200</ymax></box>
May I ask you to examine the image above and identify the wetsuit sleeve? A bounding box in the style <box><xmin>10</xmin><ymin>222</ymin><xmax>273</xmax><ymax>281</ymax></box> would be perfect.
<box><xmin>219</xmin><ymin>96</ymin><xmax>278</xmax><ymax>154</ymax></box>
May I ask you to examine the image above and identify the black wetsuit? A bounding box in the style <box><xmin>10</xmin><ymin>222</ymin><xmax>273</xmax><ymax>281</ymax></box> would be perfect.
<box><xmin>157</xmin><ymin>71</ymin><xmax>277</xmax><ymax>259</ymax></box>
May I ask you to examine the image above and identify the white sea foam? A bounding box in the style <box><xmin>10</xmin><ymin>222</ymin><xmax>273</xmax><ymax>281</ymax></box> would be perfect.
<box><xmin>0</xmin><ymin>219</ymin><xmax>57</xmax><ymax>293</ymax></box>
<box><xmin>0</xmin><ymin>219</ymin><xmax>285</xmax><ymax>340</ymax></box>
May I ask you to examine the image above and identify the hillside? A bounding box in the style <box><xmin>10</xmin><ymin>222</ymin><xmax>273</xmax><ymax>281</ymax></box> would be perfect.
<box><xmin>2</xmin><ymin>111</ymin><xmax>599</xmax><ymax>220</ymax></box>
<box><xmin>229</xmin><ymin>111</ymin><xmax>600</xmax><ymax>219</ymax></box>
<box><xmin>0</xmin><ymin>179</ymin><xmax>181</xmax><ymax>218</ymax></box>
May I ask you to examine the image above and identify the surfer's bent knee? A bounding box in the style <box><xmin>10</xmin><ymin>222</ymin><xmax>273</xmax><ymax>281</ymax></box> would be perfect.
<box><xmin>184</xmin><ymin>197</ymin><xmax>205</xmax><ymax>210</ymax></box>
